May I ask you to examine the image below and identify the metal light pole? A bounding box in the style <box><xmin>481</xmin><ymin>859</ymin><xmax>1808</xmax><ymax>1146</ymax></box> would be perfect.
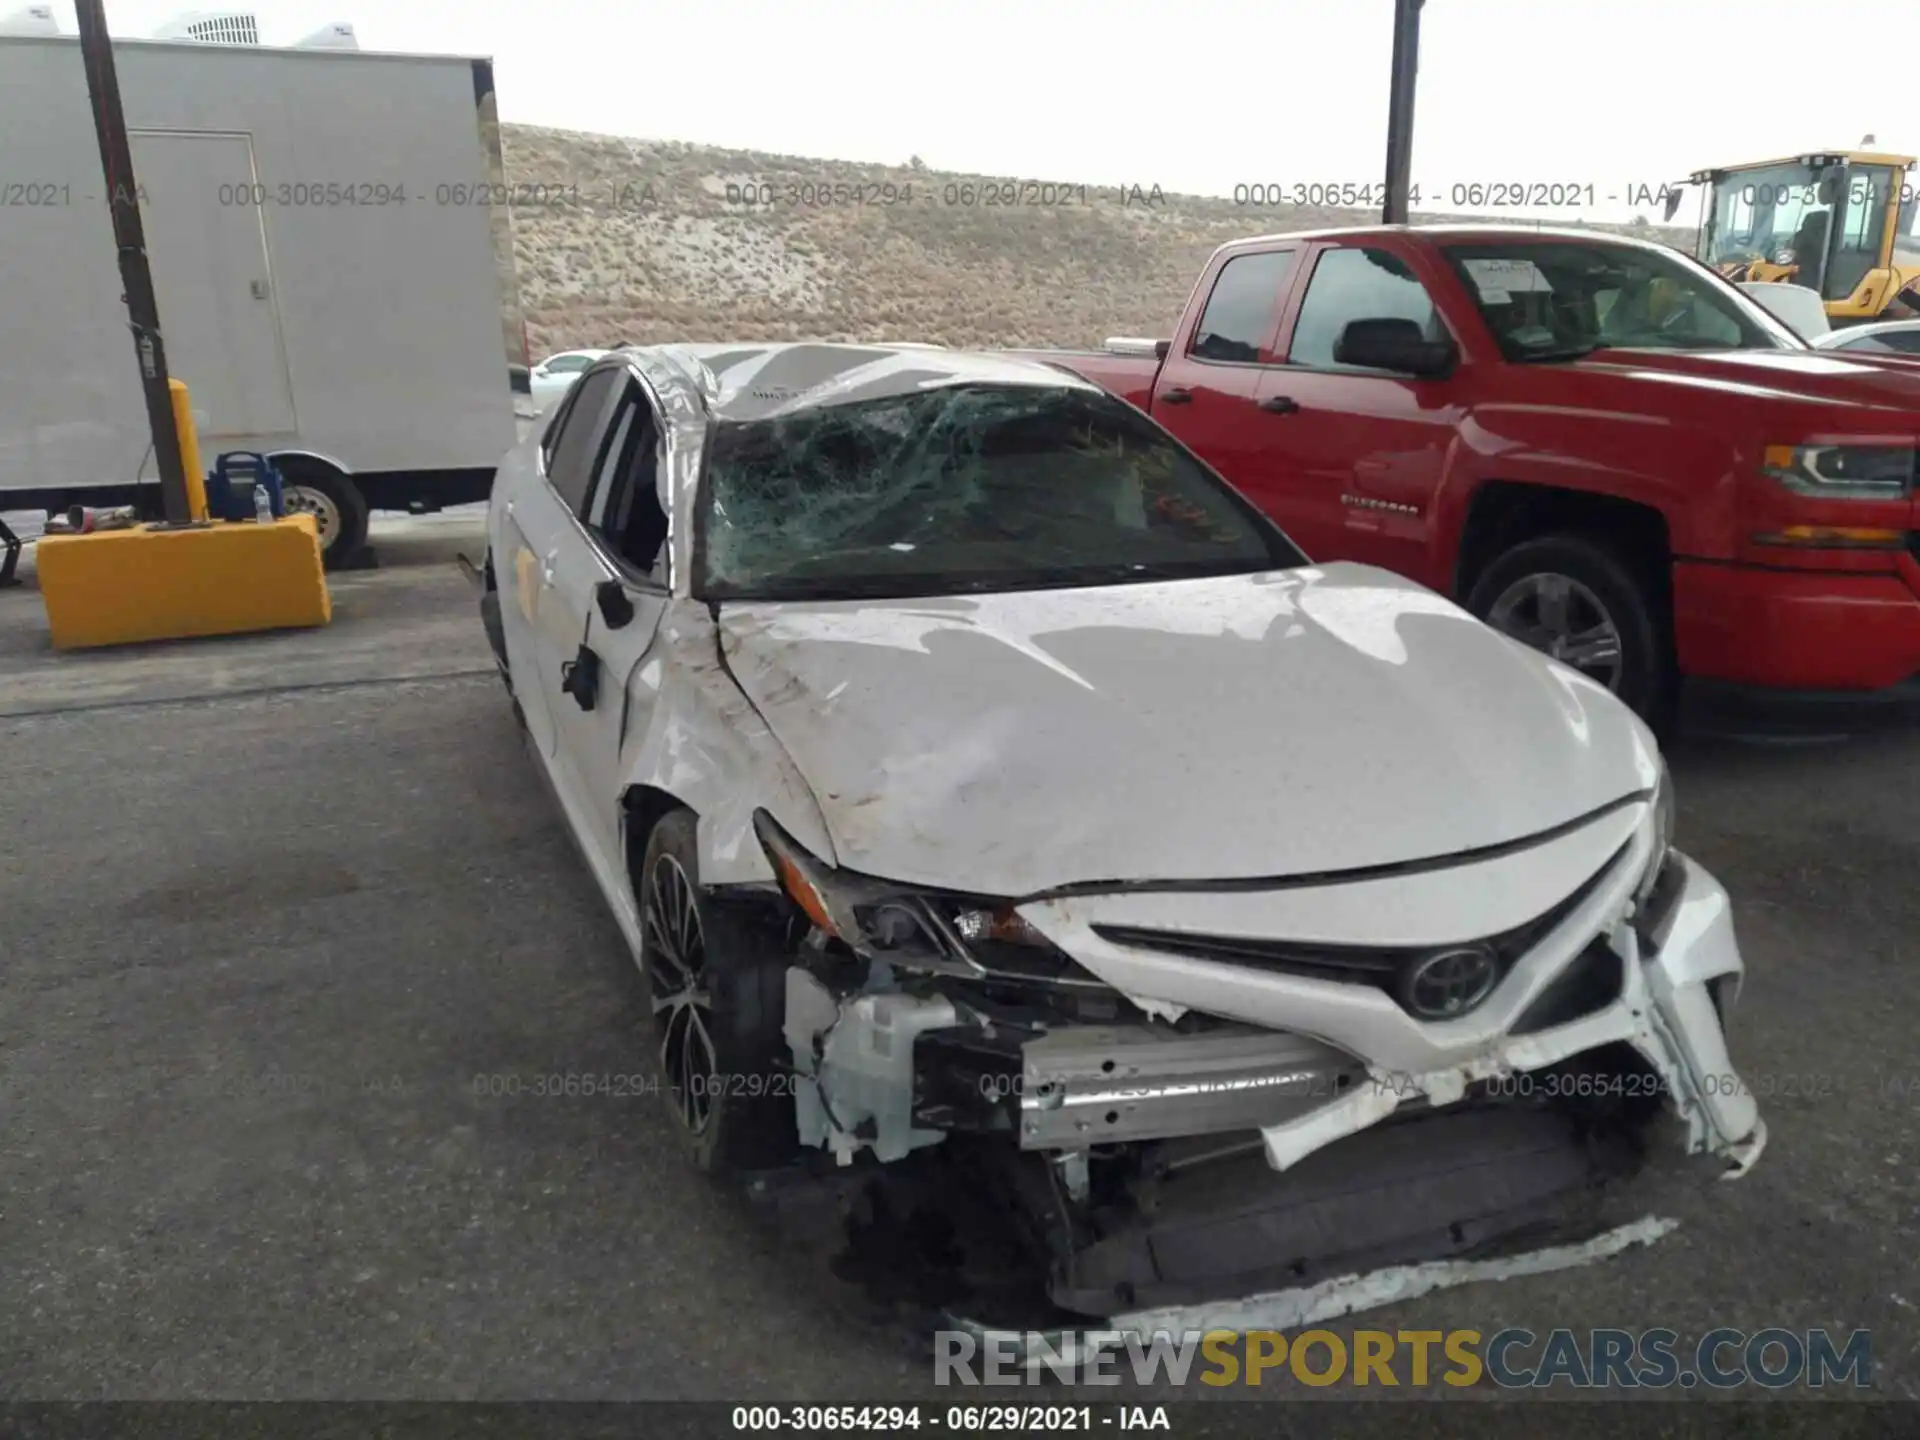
<box><xmin>74</xmin><ymin>0</ymin><xmax>191</xmax><ymax>525</ymax></box>
<box><xmin>1382</xmin><ymin>0</ymin><xmax>1424</xmax><ymax>226</ymax></box>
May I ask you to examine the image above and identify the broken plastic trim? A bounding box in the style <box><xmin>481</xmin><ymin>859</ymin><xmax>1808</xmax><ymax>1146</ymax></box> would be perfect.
<box><xmin>942</xmin><ymin>1215</ymin><xmax>1682</xmax><ymax>1365</ymax></box>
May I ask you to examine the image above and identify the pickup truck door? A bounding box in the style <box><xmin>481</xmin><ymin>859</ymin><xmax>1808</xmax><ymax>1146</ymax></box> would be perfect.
<box><xmin>1150</xmin><ymin>248</ymin><xmax>1302</xmax><ymax>491</ymax></box>
<box><xmin>1251</xmin><ymin>241</ymin><xmax>1467</xmax><ymax>590</ymax></box>
<box><xmin>535</xmin><ymin>372</ymin><xmax>674</xmax><ymax>873</ymax></box>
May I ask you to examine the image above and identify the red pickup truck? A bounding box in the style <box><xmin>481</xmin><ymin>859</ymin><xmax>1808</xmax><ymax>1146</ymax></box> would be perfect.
<box><xmin>1019</xmin><ymin>225</ymin><xmax>1920</xmax><ymax>727</ymax></box>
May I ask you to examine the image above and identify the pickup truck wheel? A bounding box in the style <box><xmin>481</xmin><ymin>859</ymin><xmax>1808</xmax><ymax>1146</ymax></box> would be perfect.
<box><xmin>278</xmin><ymin>461</ymin><xmax>369</xmax><ymax>570</ymax></box>
<box><xmin>1467</xmin><ymin>534</ymin><xmax>1676</xmax><ymax>730</ymax></box>
<box><xmin>637</xmin><ymin>809</ymin><xmax>796</xmax><ymax>1175</ymax></box>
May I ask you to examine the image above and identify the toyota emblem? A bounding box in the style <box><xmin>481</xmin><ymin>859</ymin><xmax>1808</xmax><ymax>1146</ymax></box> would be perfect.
<box><xmin>1399</xmin><ymin>945</ymin><xmax>1501</xmax><ymax>1019</ymax></box>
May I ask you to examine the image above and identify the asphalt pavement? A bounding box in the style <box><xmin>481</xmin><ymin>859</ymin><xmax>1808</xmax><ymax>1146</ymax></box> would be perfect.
<box><xmin>0</xmin><ymin>514</ymin><xmax>1915</xmax><ymax>1419</ymax></box>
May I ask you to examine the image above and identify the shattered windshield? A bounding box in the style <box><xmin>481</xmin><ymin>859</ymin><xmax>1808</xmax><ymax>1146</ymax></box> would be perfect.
<box><xmin>694</xmin><ymin>382</ymin><xmax>1304</xmax><ymax>601</ymax></box>
<box><xmin>1441</xmin><ymin>240</ymin><xmax>1801</xmax><ymax>359</ymax></box>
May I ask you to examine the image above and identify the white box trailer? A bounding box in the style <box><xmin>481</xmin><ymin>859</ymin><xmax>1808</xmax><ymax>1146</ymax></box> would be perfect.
<box><xmin>0</xmin><ymin>30</ymin><xmax>529</xmax><ymax>566</ymax></box>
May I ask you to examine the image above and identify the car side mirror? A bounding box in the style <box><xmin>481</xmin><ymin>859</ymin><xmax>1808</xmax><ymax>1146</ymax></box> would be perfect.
<box><xmin>1333</xmin><ymin>318</ymin><xmax>1457</xmax><ymax>377</ymax></box>
<box><xmin>1663</xmin><ymin>185</ymin><xmax>1688</xmax><ymax>223</ymax></box>
<box><xmin>595</xmin><ymin>578</ymin><xmax>635</xmax><ymax>629</ymax></box>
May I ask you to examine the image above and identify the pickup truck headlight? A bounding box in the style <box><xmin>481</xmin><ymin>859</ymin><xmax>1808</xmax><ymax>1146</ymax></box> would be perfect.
<box><xmin>1762</xmin><ymin>443</ymin><xmax>1914</xmax><ymax>500</ymax></box>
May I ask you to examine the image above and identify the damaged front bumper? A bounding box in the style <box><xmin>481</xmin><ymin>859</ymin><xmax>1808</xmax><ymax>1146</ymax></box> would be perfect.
<box><xmin>777</xmin><ymin>804</ymin><xmax>1763</xmax><ymax>1319</ymax></box>
<box><xmin>1249</xmin><ymin>852</ymin><xmax>1766</xmax><ymax>1179</ymax></box>
<box><xmin>784</xmin><ymin>794</ymin><xmax>1764</xmax><ymax>1183</ymax></box>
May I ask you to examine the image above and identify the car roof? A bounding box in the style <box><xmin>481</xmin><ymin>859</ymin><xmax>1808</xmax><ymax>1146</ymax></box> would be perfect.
<box><xmin>1215</xmin><ymin>223</ymin><xmax>1688</xmax><ymax>259</ymax></box>
<box><xmin>619</xmin><ymin>341</ymin><xmax>1099</xmax><ymax>423</ymax></box>
<box><xmin>1819</xmin><ymin>318</ymin><xmax>1920</xmax><ymax>341</ymax></box>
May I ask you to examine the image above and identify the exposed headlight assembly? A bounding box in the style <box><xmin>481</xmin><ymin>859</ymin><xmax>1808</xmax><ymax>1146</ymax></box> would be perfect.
<box><xmin>752</xmin><ymin>811</ymin><xmax>1096</xmax><ymax>986</ymax></box>
<box><xmin>1640</xmin><ymin>760</ymin><xmax>1675</xmax><ymax>903</ymax></box>
<box><xmin>1761</xmin><ymin>443</ymin><xmax>1914</xmax><ymax>501</ymax></box>
<box><xmin>1632</xmin><ymin>762</ymin><xmax>1687</xmax><ymax>954</ymax></box>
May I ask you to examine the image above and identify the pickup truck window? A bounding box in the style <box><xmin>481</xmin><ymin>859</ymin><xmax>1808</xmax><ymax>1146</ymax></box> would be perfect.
<box><xmin>1439</xmin><ymin>239</ymin><xmax>1798</xmax><ymax>359</ymax></box>
<box><xmin>1287</xmin><ymin>247</ymin><xmax>1446</xmax><ymax>369</ymax></box>
<box><xmin>1190</xmin><ymin>251</ymin><xmax>1296</xmax><ymax>363</ymax></box>
<box><xmin>695</xmin><ymin>382</ymin><xmax>1304</xmax><ymax>602</ymax></box>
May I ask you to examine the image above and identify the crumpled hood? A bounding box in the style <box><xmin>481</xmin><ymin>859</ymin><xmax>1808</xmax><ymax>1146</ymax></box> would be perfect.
<box><xmin>717</xmin><ymin>564</ymin><xmax>1660</xmax><ymax>897</ymax></box>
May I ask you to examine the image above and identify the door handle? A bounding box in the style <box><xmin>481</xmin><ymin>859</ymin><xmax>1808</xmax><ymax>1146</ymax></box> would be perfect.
<box><xmin>540</xmin><ymin>548</ymin><xmax>558</xmax><ymax>586</ymax></box>
<box><xmin>1159</xmin><ymin>387</ymin><xmax>1194</xmax><ymax>404</ymax></box>
<box><xmin>1259</xmin><ymin>395</ymin><xmax>1301</xmax><ymax>415</ymax></box>
<box><xmin>560</xmin><ymin>643</ymin><xmax>602</xmax><ymax>712</ymax></box>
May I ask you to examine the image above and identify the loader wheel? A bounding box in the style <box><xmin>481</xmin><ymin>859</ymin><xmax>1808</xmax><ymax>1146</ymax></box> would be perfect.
<box><xmin>278</xmin><ymin>460</ymin><xmax>369</xmax><ymax>570</ymax></box>
<box><xmin>637</xmin><ymin>809</ymin><xmax>796</xmax><ymax>1175</ymax></box>
<box><xmin>1467</xmin><ymin>533</ymin><xmax>1677</xmax><ymax>734</ymax></box>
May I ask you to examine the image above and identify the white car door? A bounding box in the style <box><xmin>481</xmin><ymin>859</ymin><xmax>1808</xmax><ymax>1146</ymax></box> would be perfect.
<box><xmin>490</xmin><ymin>396</ymin><xmax>602</xmax><ymax>758</ymax></box>
<box><xmin>534</xmin><ymin>367</ymin><xmax>675</xmax><ymax>869</ymax></box>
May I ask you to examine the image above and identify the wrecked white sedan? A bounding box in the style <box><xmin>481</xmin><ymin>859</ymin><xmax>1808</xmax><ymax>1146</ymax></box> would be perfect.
<box><xmin>480</xmin><ymin>341</ymin><xmax>1765</xmax><ymax>1318</ymax></box>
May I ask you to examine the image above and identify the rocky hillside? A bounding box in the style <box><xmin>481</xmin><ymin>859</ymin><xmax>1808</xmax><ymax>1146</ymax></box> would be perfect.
<box><xmin>500</xmin><ymin>125</ymin><xmax>1694</xmax><ymax>356</ymax></box>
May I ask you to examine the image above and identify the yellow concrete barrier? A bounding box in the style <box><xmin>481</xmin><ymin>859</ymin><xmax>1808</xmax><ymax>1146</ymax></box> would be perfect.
<box><xmin>36</xmin><ymin>513</ymin><xmax>332</xmax><ymax>650</ymax></box>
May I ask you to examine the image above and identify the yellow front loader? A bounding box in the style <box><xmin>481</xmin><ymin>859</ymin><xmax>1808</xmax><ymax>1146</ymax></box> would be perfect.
<box><xmin>1665</xmin><ymin>148</ymin><xmax>1920</xmax><ymax>325</ymax></box>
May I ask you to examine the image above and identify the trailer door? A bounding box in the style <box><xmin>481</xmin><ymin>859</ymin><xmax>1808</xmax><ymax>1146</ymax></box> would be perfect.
<box><xmin>129</xmin><ymin>130</ymin><xmax>297</xmax><ymax>438</ymax></box>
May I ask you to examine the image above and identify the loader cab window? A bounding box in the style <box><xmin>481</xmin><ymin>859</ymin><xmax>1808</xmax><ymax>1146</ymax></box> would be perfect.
<box><xmin>542</xmin><ymin>368</ymin><xmax>624</xmax><ymax>514</ymax></box>
<box><xmin>1188</xmin><ymin>251</ymin><xmax>1296</xmax><ymax>363</ymax></box>
<box><xmin>1825</xmin><ymin>166</ymin><xmax>1897</xmax><ymax>302</ymax></box>
<box><xmin>583</xmin><ymin>381</ymin><xmax>671</xmax><ymax>583</ymax></box>
<box><xmin>1705</xmin><ymin>165</ymin><xmax>1830</xmax><ymax>271</ymax></box>
<box><xmin>1285</xmin><ymin>247</ymin><xmax>1448</xmax><ymax>370</ymax></box>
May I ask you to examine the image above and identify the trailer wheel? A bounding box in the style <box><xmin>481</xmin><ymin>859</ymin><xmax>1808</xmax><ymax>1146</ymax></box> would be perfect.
<box><xmin>277</xmin><ymin>460</ymin><xmax>369</xmax><ymax>570</ymax></box>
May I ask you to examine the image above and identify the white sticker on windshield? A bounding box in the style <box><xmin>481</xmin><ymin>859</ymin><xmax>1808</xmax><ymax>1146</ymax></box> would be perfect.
<box><xmin>1463</xmin><ymin>258</ymin><xmax>1554</xmax><ymax>297</ymax></box>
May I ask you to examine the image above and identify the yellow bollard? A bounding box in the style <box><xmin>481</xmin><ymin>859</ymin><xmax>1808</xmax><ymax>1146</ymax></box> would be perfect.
<box><xmin>168</xmin><ymin>377</ymin><xmax>209</xmax><ymax>522</ymax></box>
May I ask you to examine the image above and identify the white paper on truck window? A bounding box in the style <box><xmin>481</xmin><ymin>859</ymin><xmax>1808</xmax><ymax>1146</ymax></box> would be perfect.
<box><xmin>1462</xmin><ymin>258</ymin><xmax>1553</xmax><ymax>297</ymax></box>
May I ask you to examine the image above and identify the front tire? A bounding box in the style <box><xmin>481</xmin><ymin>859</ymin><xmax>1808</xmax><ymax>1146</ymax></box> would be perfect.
<box><xmin>1466</xmin><ymin>533</ymin><xmax>1676</xmax><ymax>733</ymax></box>
<box><xmin>637</xmin><ymin>809</ymin><xmax>796</xmax><ymax>1174</ymax></box>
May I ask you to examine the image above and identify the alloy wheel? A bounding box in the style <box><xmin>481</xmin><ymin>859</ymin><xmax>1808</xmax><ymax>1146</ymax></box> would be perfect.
<box><xmin>643</xmin><ymin>854</ymin><xmax>719</xmax><ymax>1135</ymax></box>
<box><xmin>1485</xmin><ymin>572</ymin><xmax>1625</xmax><ymax>692</ymax></box>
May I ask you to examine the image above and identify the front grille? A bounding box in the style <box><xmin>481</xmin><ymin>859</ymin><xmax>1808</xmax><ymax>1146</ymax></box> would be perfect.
<box><xmin>1091</xmin><ymin>841</ymin><xmax>1630</xmax><ymax>1014</ymax></box>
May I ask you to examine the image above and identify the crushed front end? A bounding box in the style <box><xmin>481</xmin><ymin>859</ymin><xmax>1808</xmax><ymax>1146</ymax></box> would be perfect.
<box><xmin>753</xmin><ymin>780</ymin><xmax>1764</xmax><ymax>1319</ymax></box>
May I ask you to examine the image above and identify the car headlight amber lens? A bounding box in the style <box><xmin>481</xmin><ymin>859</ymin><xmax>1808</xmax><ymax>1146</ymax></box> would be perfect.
<box><xmin>1761</xmin><ymin>444</ymin><xmax>1914</xmax><ymax>500</ymax></box>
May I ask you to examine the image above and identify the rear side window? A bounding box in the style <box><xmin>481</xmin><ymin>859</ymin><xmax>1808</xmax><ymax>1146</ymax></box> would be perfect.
<box><xmin>1188</xmin><ymin>251</ymin><xmax>1296</xmax><ymax>363</ymax></box>
<box><xmin>543</xmin><ymin>368</ymin><xmax>623</xmax><ymax>514</ymax></box>
<box><xmin>1287</xmin><ymin>247</ymin><xmax>1446</xmax><ymax>370</ymax></box>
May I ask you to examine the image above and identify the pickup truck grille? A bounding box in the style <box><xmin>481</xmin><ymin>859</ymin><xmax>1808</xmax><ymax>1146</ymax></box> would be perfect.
<box><xmin>1091</xmin><ymin>842</ymin><xmax>1629</xmax><ymax>1018</ymax></box>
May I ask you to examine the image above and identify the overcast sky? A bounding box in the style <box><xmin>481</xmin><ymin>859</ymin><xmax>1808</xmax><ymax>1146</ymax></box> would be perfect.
<box><xmin>54</xmin><ymin>1</ymin><xmax>1919</xmax><ymax>223</ymax></box>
